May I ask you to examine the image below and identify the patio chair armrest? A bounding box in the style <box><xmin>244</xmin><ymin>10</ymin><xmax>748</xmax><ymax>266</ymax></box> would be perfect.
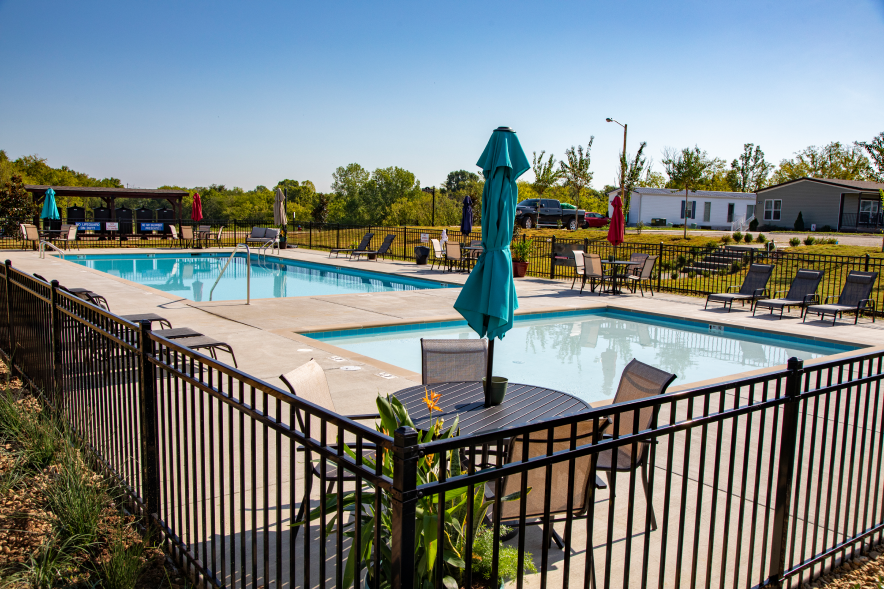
<box><xmin>726</xmin><ymin>285</ymin><xmax>740</xmax><ymax>293</ymax></box>
<box><xmin>802</xmin><ymin>293</ymin><xmax>819</xmax><ymax>305</ymax></box>
<box><xmin>345</xmin><ymin>413</ymin><xmax>381</xmax><ymax>421</ymax></box>
<box><xmin>772</xmin><ymin>290</ymin><xmax>788</xmax><ymax>298</ymax></box>
<box><xmin>752</xmin><ymin>288</ymin><xmax>768</xmax><ymax>297</ymax></box>
<box><xmin>858</xmin><ymin>298</ymin><xmax>875</xmax><ymax>310</ymax></box>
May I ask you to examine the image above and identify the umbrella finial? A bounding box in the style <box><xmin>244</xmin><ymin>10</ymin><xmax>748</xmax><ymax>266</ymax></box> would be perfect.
<box><xmin>494</xmin><ymin>126</ymin><xmax>515</xmax><ymax>133</ymax></box>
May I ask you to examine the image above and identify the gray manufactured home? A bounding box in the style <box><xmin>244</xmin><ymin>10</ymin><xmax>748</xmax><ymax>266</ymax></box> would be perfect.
<box><xmin>755</xmin><ymin>177</ymin><xmax>884</xmax><ymax>231</ymax></box>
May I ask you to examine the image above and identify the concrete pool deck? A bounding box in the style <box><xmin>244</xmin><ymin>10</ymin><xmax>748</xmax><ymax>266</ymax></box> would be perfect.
<box><xmin>5</xmin><ymin>245</ymin><xmax>883</xmax><ymax>588</ymax></box>
<box><xmin>5</xmin><ymin>245</ymin><xmax>878</xmax><ymax>405</ymax></box>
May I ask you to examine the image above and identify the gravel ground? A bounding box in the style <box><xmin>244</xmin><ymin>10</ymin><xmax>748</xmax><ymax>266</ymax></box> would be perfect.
<box><xmin>804</xmin><ymin>544</ymin><xmax>884</xmax><ymax>588</ymax></box>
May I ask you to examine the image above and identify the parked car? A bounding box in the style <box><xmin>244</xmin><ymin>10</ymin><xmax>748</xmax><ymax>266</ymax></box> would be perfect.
<box><xmin>584</xmin><ymin>211</ymin><xmax>610</xmax><ymax>228</ymax></box>
<box><xmin>515</xmin><ymin>198</ymin><xmax>586</xmax><ymax>230</ymax></box>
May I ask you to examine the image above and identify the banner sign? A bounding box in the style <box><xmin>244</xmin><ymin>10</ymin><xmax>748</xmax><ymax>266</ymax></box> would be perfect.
<box><xmin>420</xmin><ymin>233</ymin><xmax>429</xmax><ymax>242</ymax></box>
<box><xmin>76</xmin><ymin>222</ymin><xmax>101</xmax><ymax>231</ymax></box>
<box><xmin>141</xmin><ymin>223</ymin><xmax>164</xmax><ymax>231</ymax></box>
<box><xmin>105</xmin><ymin>222</ymin><xmax>119</xmax><ymax>231</ymax></box>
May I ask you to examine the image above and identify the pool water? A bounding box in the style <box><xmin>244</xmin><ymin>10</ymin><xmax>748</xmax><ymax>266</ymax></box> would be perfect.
<box><xmin>310</xmin><ymin>310</ymin><xmax>856</xmax><ymax>404</ymax></box>
<box><xmin>68</xmin><ymin>253</ymin><xmax>449</xmax><ymax>301</ymax></box>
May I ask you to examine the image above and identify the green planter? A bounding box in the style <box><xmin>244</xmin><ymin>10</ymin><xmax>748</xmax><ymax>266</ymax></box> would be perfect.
<box><xmin>482</xmin><ymin>377</ymin><xmax>508</xmax><ymax>406</ymax></box>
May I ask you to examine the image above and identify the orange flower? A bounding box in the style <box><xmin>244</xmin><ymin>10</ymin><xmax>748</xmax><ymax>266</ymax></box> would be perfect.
<box><xmin>422</xmin><ymin>387</ymin><xmax>442</xmax><ymax>414</ymax></box>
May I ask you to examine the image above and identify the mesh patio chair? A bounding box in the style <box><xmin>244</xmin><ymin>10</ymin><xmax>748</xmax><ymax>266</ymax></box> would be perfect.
<box><xmin>629</xmin><ymin>252</ymin><xmax>649</xmax><ymax>277</ymax></box>
<box><xmin>350</xmin><ymin>233</ymin><xmax>395</xmax><ymax>260</ymax></box>
<box><xmin>803</xmin><ymin>270</ymin><xmax>878</xmax><ymax>325</ymax></box>
<box><xmin>596</xmin><ymin>359</ymin><xmax>677</xmax><ymax>532</ymax></box>
<box><xmin>625</xmin><ymin>255</ymin><xmax>658</xmax><ymax>297</ymax></box>
<box><xmin>330</xmin><ymin>232</ymin><xmax>374</xmax><ymax>258</ymax></box>
<box><xmin>580</xmin><ymin>253</ymin><xmax>607</xmax><ymax>294</ymax></box>
<box><xmin>445</xmin><ymin>242</ymin><xmax>464</xmax><ymax>272</ymax></box>
<box><xmin>212</xmin><ymin>226</ymin><xmax>224</xmax><ymax>248</ymax></box>
<box><xmin>20</xmin><ymin>224</ymin><xmax>40</xmax><ymax>249</ymax></box>
<box><xmin>705</xmin><ymin>264</ymin><xmax>774</xmax><ymax>312</ymax></box>
<box><xmin>430</xmin><ymin>238</ymin><xmax>446</xmax><ymax>270</ymax></box>
<box><xmin>754</xmin><ymin>269</ymin><xmax>824</xmax><ymax>319</ymax></box>
<box><xmin>168</xmin><ymin>225</ymin><xmax>180</xmax><ymax>247</ymax></box>
<box><xmin>56</xmin><ymin>225</ymin><xmax>78</xmax><ymax>250</ymax></box>
<box><xmin>179</xmin><ymin>225</ymin><xmax>195</xmax><ymax>248</ymax></box>
<box><xmin>571</xmin><ymin>250</ymin><xmax>585</xmax><ymax>289</ymax></box>
<box><xmin>420</xmin><ymin>338</ymin><xmax>488</xmax><ymax>384</ymax></box>
<box><xmin>279</xmin><ymin>359</ymin><xmax>380</xmax><ymax>538</ymax></box>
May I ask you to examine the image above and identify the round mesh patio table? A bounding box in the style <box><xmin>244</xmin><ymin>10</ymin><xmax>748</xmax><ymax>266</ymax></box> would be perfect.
<box><xmin>393</xmin><ymin>381</ymin><xmax>589</xmax><ymax>436</ymax></box>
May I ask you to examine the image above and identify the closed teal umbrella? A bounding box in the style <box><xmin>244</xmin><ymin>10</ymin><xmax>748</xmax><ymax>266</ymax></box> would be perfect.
<box><xmin>454</xmin><ymin>127</ymin><xmax>530</xmax><ymax>388</ymax></box>
<box><xmin>41</xmin><ymin>188</ymin><xmax>60</xmax><ymax>221</ymax></box>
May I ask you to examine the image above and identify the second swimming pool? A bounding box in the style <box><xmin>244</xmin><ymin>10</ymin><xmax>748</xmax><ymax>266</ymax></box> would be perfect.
<box><xmin>308</xmin><ymin>309</ymin><xmax>857</xmax><ymax>404</ymax></box>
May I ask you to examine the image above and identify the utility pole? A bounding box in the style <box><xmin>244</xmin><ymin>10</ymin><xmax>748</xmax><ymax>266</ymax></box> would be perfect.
<box><xmin>432</xmin><ymin>186</ymin><xmax>436</xmax><ymax>227</ymax></box>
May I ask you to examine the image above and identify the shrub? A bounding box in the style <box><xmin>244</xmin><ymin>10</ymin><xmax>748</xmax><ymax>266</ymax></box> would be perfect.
<box><xmin>749</xmin><ymin>218</ymin><xmax>759</xmax><ymax>231</ymax></box>
<box><xmin>820</xmin><ymin>225</ymin><xmax>834</xmax><ymax>232</ymax></box>
<box><xmin>676</xmin><ymin>254</ymin><xmax>687</xmax><ymax>268</ymax></box>
<box><xmin>730</xmin><ymin>261</ymin><xmax>742</xmax><ymax>273</ymax></box>
<box><xmin>702</xmin><ymin>270</ymin><xmax>711</xmax><ymax>278</ymax></box>
<box><xmin>794</xmin><ymin>211</ymin><xmax>805</xmax><ymax>231</ymax></box>
<box><xmin>636</xmin><ymin>221</ymin><xmax>645</xmax><ymax>235</ymax></box>
<box><xmin>720</xmin><ymin>235</ymin><xmax>733</xmax><ymax>245</ymax></box>
<box><xmin>472</xmin><ymin>526</ymin><xmax>537</xmax><ymax>583</ymax></box>
<box><xmin>733</xmin><ymin>231</ymin><xmax>743</xmax><ymax>242</ymax></box>
<box><xmin>706</xmin><ymin>240</ymin><xmax>719</xmax><ymax>249</ymax></box>
<box><xmin>100</xmin><ymin>529</ymin><xmax>146</xmax><ymax>589</ymax></box>
<box><xmin>789</xmin><ymin>237</ymin><xmax>801</xmax><ymax>247</ymax></box>
<box><xmin>743</xmin><ymin>233</ymin><xmax>753</xmax><ymax>243</ymax></box>
<box><xmin>822</xmin><ymin>237</ymin><xmax>839</xmax><ymax>244</ymax></box>
<box><xmin>756</xmin><ymin>233</ymin><xmax>766</xmax><ymax>243</ymax></box>
<box><xmin>670</xmin><ymin>271</ymin><xmax>679</xmax><ymax>279</ymax></box>
<box><xmin>803</xmin><ymin>236</ymin><xmax>816</xmax><ymax>246</ymax></box>
<box><xmin>44</xmin><ymin>448</ymin><xmax>106</xmax><ymax>543</ymax></box>
<box><xmin>687</xmin><ymin>271</ymin><xmax>696</xmax><ymax>279</ymax></box>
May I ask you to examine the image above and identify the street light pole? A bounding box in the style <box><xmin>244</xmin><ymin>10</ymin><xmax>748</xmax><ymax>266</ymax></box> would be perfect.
<box><xmin>606</xmin><ymin>118</ymin><xmax>628</xmax><ymax>219</ymax></box>
<box><xmin>432</xmin><ymin>186</ymin><xmax>436</xmax><ymax>227</ymax></box>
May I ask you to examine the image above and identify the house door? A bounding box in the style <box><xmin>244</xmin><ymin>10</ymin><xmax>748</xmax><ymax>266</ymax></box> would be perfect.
<box><xmin>703</xmin><ymin>202</ymin><xmax>711</xmax><ymax>222</ymax></box>
<box><xmin>727</xmin><ymin>203</ymin><xmax>735</xmax><ymax>223</ymax></box>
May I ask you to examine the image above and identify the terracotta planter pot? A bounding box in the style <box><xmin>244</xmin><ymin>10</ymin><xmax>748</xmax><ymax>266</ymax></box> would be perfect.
<box><xmin>512</xmin><ymin>260</ymin><xmax>528</xmax><ymax>277</ymax></box>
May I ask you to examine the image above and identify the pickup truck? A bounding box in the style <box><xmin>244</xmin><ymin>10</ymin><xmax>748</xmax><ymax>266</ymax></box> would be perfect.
<box><xmin>515</xmin><ymin>199</ymin><xmax>586</xmax><ymax>230</ymax></box>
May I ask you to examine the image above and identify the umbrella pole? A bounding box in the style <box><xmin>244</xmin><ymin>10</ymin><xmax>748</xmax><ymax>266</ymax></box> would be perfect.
<box><xmin>486</xmin><ymin>338</ymin><xmax>494</xmax><ymax>396</ymax></box>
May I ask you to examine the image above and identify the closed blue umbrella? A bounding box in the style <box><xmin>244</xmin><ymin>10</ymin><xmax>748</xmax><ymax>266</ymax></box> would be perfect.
<box><xmin>460</xmin><ymin>196</ymin><xmax>473</xmax><ymax>236</ymax></box>
<box><xmin>41</xmin><ymin>188</ymin><xmax>60</xmax><ymax>221</ymax></box>
<box><xmin>454</xmin><ymin>127</ymin><xmax>530</xmax><ymax>389</ymax></box>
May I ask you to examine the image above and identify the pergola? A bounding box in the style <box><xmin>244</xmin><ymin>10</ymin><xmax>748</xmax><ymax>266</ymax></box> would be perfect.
<box><xmin>25</xmin><ymin>185</ymin><xmax>191</xmax><ymax>225</ymax></box>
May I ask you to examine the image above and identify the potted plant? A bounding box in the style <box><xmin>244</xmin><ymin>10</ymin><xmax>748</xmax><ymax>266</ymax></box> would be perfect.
<box><xmin>278</xmin><ymin>223</ymin><xmax>287</xmax><ymax>249</ymax></box>
<box><xmin>295</xmin><ymin>393</ymin><xmax>535</xmax><ymax>589</ymax></box>
<box><xmin>511</xmin><ymin>239</ymin><xmax>532</xmax><ymax>278</ymax></box>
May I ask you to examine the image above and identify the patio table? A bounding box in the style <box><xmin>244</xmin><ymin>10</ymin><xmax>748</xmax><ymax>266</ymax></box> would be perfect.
<box><xmin>601</xmin><ymin>260</ymin><xmax>641</xmax><ymax>295</ymax></box>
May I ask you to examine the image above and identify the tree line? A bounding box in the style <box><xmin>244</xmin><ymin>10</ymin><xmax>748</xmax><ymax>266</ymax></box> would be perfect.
<box><xmin>1</xmin><ymin>131</ymin><xmax>882</xmax><ymax>230</ymax></box>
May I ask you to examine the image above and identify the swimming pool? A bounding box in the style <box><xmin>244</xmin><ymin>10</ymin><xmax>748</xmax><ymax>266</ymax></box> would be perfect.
<box><xmin>309</xmin><ymin>309</ymin><xmax>857</xmax><ymax>403</ymax></box>
<box><xmin>68</xmin><ymin>253</ymin><xmax>450</xmax><ymax>301</ymax></box>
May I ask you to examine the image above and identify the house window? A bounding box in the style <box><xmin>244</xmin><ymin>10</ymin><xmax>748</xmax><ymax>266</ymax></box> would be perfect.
<box><xmin>860</xmin><ymin>200</ymin><xmax>880</xmax><ymax>224</ymax></box>
<box><xmin>681</xmin><ymin>200</ymin><xmax>697</xmax><ymax>219</ymax></box>
<box><xmin>747</xmin><ymin>204</ymin><xmax>756</xmax><ymax>219</ymax></box>
<box><xmin>764</xmin><ymin>199</ymin><xmax>781</xmax><ymax>221</ymax></box>
<box><xmin>727</xmin><ymin>203</ymin><xmax>735</xmax><ymax>223</ymax></box>
<box><xmin>703</xmin><ymin>202</ymin><xmax>711</xmax><ymax>222</ymax></box>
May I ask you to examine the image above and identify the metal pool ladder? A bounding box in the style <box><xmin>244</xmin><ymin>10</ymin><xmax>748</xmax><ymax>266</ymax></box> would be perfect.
<box><xmin>209</xmin><ymin>243</ymin><xmax>251</xmax><ymax>304</ymax></box>
<box><xmin>38</xmin><ymin>241</ymin><xmax>66</xmax><ymax>259</ymax></box>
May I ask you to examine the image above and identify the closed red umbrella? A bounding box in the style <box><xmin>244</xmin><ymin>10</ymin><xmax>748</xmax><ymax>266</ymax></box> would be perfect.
<box><xmin>191</xmin><ymin>192</ymin><xmax>203</xmax><ymax>221</ymax></box>
<box><xmin>607</xmin><ymin>194</ymin><xmax>625</xmax><ymax>247</ymax></box>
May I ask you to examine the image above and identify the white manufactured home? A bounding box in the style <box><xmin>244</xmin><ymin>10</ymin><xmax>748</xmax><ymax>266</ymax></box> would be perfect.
<box><xmin>607</xmin><ymin>187</ymin><xmax>757</xmax><ymax>230</ymax></box>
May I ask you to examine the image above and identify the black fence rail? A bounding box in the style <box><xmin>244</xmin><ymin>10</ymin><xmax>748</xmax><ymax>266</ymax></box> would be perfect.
<box><xmin>4</xmin><ymin>255</ymin><xmax>884</xmax><ymax>588</ymax></box>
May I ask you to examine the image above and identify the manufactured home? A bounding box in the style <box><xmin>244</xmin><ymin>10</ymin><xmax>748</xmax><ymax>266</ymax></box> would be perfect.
<box><xmin>607</xmin><ymin>187</ymin><xmax>757</xmax><ymax>230</ymax></box>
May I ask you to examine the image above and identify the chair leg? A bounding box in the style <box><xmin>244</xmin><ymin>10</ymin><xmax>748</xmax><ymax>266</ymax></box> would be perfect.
<box><xmin>550</xmin><ymin>528</ymin><xmax>565</xmax><ymax>550</ymax></box>
<box><xmin>641</xmin><ymin>463</ymin><xmax>657</xmax><ymax>532</ymax></box>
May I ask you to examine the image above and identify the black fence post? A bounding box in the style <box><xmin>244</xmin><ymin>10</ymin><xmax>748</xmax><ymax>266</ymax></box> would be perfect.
<box><xmin>866</xmin><ymin>253</ymin><xmax>870</xmax><ymax>272</ymax></box>
<box><xmin>336</xmin><ymin>224</ymin><xmax>341</xmax><ymax>250</ymax></box>
<box><xmin>49</xmin><ymin>280</ymin><xmax>64</xmax><ymax>411</ymax></box>
<box><xmin>658</xmin><ymin>242</ymin><xmax>664</xmax><ymax>292</ymax></box>
<box><xmin>549</xmin><ymin>236</ymin><xmax>556</xmax><ymax>279</ymax></box>
<box><xmin>391</xmin><ymin>426</ymin><xmax>419</xmax><ymax>589</ymax></box>
<box><xmin>137</xmin><ymin>320</ymin><xmax>162</xmax><ymax>537</ymax></box>
<box><xmin>4</xmin><ymin>260</ymin><xmax>15</xmax><ymax>362</ymax></box>
<box><xmin>309</xmin><ymin>222</ymin><xmax>313</xmax><ymax>250</ymax></box>
<box><xmin>768</xmin><ymin>357</ymin><xmax>804</xmax><ymax>587</ymax></box>
<box><xmin>403</xmin><ymin>226</ymin><xmax>408</xmax><ymax>260</ymax></box>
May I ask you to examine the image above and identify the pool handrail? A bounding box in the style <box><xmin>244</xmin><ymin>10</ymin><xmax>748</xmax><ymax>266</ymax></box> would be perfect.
<box><xmin>38</xmin><ymin>240</ymin><xmax>66</xmax><ymax>260</ymax></box>
<box><xmin>209</xmin><ymin>243</ymin><xmax>251</xmax><ymax>304</ymax></box>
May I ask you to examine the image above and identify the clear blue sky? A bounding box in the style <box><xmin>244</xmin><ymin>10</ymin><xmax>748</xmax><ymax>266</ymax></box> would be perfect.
<box><xmin>1</xmin><ymin>0</ymin><xmax>882</xmax><ymax>192</ymax></box>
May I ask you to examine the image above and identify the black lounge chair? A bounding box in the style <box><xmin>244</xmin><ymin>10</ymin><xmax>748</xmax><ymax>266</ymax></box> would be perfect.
<box><xmin>705</xmin><ymin>264</ymin><xmax>774</xmax><ymax>312</ymax></box>
<box><xmin>350</xmin><ymin>234</ymin><xmax>395</xmax><ymax>261</ymax></box>
<box><xmin>329</xmin><ymin>232</ymin><xmax>374</xmax><ymax>258</ymax></box>
<box><xmin>754</xmin><ymin>269</ymin><xmax>824</xmax><ymax>319</ymax></box>
<box><xmin>803</xmin><ymin>270</ymin><xmax>878</xmax><ymax>325</ymax></box>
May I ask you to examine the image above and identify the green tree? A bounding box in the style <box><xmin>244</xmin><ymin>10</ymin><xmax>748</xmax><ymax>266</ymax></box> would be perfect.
<box><xmin>361</xmin><ymin>166</ymin><xmax>422</xmax><ymax>224</ymax></box>
<box><xmin>559</xmin><ymin>138</ymin><xmax>594</xmax><ymax>230</ymax></box>
<box><xmin>442</xmin><ymin>170</ymin><xmax>480</xmax><ymax>193</ymax></box>
<box><xmin>663</xmin><ymin>146</ymin><xmax>710</xmax><ymax>237</ymax></box>
<box><xmin>0</xmin><ymin>174</ymin><xmax>38</xmax><ymax>237</ymax></box>
<box><xmin>619</xmin><ymin>141</ymin><xmax>648</xmax><ymax>215</ymax></box>
<box><xmin>858</xmin><ymin>132</ymin><xmax>884</xmax><ymax>182</ymax></box>
<box><xmin>728</xmin><ymin>143</ymin><xmax>772</xmax><ymax>192</ymax></box>
<box><xmin>312</xmin><ymin>193</ymin><xmax>330</xmax><ymax>223</ymax></box>
<box><xmin>771</xmin><ymin>142</ymin><xmax>875</xmax><ymax>184</ymax></box>
<box><xmin>637</xmin><ymin>167</ymin><xmax>666</xmax><ymax>188</ymax></box>
<box><xmin>531</xmin><ymin>151</ymin><xmax>563</xmax><ymax>195</ymax></box>
<box><xmin>331</xmin><ymin>163</ymin><xmax>370</xmax><ymax>223</ymax></box>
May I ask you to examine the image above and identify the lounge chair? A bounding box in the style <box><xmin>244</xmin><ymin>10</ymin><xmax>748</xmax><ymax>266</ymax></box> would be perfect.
<box><xmin>803</xmin><ymin>270</ymin><xmax>878</xmax><ymax>325</ymax></box>
<box><xmin>420</xmin><ymin>338</ymin><xmax>488</xmax><ymax>384</ymax></box>
<box><xmin>704</xmin><ymin>264</ymin><xmax>774</xmax><ymax>312</ymax></box>
<box><xmin>120</xmin><ymin>313</ymin><xmax>172</xmax><ymax>329</ymax></box>
<box><xmin>625</xmin><ymin>254</ymin><xmax>658</xmax><ymax>297</ymax></box>
<box><xmin>330</xmin><ymin>232</ymin><xmax>374</xmax><ymax>258</ymax></box>
<box><xmin>350</xmin><ymin>234</ymin><xmax>395</xmax><ymax>261</ymax></box>
<box><xmin>429</xmin><ymin>238</ymin><xmax>446</xmax><ymax>270</ymax></box>
<box><xmin>279</xmin><ymin>359</ymin><xmax>380</xmax><ymax>539</ymax></box>
<box><xmin>174</xmin><ymin>335</ymin><xmax>238</xmax><ymax>367</ymax></box>
<box><xmin>596</xmin><ymin>359</ymin><xmax>677</xmax><ymax>532</ymax></box>
<box><xmin>580</xmin><ymin>253</ymin><xmax>607</xmax><ymax>294</ymax></box>
<box><xmin>754</xmin><ymin>269</ymin><xmax>824</xmax><ymax>319</ymax></box>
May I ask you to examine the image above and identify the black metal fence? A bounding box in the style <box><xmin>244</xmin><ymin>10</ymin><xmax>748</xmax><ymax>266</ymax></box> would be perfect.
<box><xmin>4</xmin><ymin>258</ymin><xmax>884</xmax><ymax>588</ymax></box>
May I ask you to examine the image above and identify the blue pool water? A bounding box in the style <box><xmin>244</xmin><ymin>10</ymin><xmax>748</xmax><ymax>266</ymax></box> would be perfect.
<box><xmin>68</xmin><ymin>253</ymin><xmax>449</xmax><ymax>301</ymax></box>
<box><xmin>309</xmin><ymin>309</ymin><xmax>857</xmax><ymax>403</ymax></box>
